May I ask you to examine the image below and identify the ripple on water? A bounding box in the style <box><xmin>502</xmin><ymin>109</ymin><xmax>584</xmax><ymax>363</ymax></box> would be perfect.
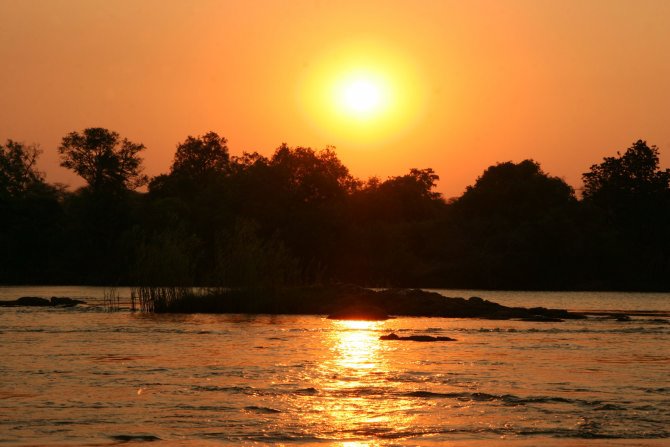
<box><xmin>2</xmin><ymin>293</ymin><xmax>670</xmax><ymax>445</ymax></box>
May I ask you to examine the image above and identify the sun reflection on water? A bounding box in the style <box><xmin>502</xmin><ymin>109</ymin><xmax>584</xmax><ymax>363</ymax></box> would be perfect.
<box><xmin>332</xmin><ymin>320</ymin><xmax>384</xmax><ymax>372</ymax></box>
<box><xmin>306</xmin><ymin>319</ymin><xmax>417</xmax><ymax>442</ymax></box>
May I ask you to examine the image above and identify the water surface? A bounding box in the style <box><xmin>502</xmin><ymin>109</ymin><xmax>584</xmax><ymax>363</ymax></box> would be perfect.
<box><xmin>1</xmin><ymin>287</ymin><xmax>668</xmax><ymax>446</ymax></box>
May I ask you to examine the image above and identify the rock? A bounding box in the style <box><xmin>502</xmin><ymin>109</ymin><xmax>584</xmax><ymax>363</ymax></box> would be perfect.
<box><xmin>380</xmin><ymin>332</ymin><xmax>456</xmax><ymax>342</ymax></box>
<box><xmin>0</xmin><ymin>296</ymin><xmax>85</xmax><ymax>307</ymax></box>
<box><xmin>16</xmin><ymin>297</ymin><xmax>51</xmax><ymax>306</ymax></box>
<box><xmin>614</xmin><ymin>314</ymin><xmax>631</xmax><ymax>322</ymax></box>
<box><xmin>50</xmin><ymin>297</ymin><xmax>85</xmax><ymax>307</ymax></box>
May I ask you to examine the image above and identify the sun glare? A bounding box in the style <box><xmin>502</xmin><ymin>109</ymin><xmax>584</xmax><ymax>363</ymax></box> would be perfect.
<box><xmin>299</xmin><ymin>40</ymin><xmax>425</xmax><ymax>147</ymax></box>
<box><xmin>340</xmin><ymin>79</ymin><xmax>383</xmax><ymax>116</ymax></box>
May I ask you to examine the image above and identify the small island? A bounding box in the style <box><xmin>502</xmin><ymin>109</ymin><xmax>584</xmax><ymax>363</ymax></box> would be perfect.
<box><xmin>131</xmin><ymin>284</ymin><xmax>586</xmax><ymax>321</ymax></box>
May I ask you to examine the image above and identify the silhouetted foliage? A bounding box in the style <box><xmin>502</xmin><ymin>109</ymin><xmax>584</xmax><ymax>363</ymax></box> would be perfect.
<box><xmin>268</xmin><ymin>144</ymin><xmax>358</xmax><ymax>203</ymax></box>
<box><xmin>0</xmin><ymin>141</ymin><xmax>64</xmax><ymax>282</ymax></box>
<box><xmin>0</xmin><ymin>140</ymin><xmax>46</xmax><ymax>199</ymax></box>
<box><xmin>440</xmin><ymin>160</ymin><xmax>581</xmax><ymax>289</ymax></box>
<box><xmin>581</xmin><ymin>140</ymin><xmax>670</xmax><ymax>289</ymax></box>
<box><xmin>583</xmin><ymin>140</ymin><xmax>670</xmax><ymax>204</ymax></box>
<box><xmin>171</xmin><ymin>131</ymin><xmax>230</xmax><ymax>178</ymax></box>
<box><xmin>2</xmin><ymin>131</ymin><xmax>669</xmax><ymax>290</ymax></box>
<box><xmin>59</xmin><ymin>128</ymin><xmax>148</xmax><ymax>193</ymax></box>
<box><xmin>131</xmin><ymin>227</ymin><xmax>199</xmax><ymax>287</ymax></box>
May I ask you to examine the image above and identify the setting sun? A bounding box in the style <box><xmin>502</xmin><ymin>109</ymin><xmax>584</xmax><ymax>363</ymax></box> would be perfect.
<box><xmin>338</xmin><ymin>78</ymin><xmax>385</xmax><ymax>117</ymax></box>
<box><xmin>299</xmin><ymin>40</ymin><xmax>425</xmax><ymax>147</ymax></box>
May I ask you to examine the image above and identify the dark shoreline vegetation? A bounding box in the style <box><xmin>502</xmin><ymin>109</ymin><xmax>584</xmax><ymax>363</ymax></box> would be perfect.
<box><xmin>2</xmin><ymin>129</ymin><xmax>670</xmax><ymax>291</ymax></box>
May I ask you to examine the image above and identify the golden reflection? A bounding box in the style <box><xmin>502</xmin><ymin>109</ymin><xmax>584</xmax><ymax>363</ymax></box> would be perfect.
<box><xmin>339</xmin><ymin>442</ymin><xmax>382</xmax><ymax>447</ymax></box>
<box><xmin>331</xmin><ymin>320</ymin><xmax>383</xmax><ymax>372</ymax></box>
<box><xmin>307</xmin><ymin>319</ymin><xmax>417</xmax><ymax>442</ymax></box>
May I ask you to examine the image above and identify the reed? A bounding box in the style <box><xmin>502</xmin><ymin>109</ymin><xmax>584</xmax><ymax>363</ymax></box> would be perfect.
<box><xmin>132</xmin><ymin>286</ymin><xmax>199</xmax><ymax>313</ymax></box>
<box><xmin>102</xmin><ymin>287</ymin><xmax>120</xmax><ymax>311</ymax></box>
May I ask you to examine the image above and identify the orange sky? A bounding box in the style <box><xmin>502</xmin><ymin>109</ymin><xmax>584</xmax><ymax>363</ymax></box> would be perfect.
<box><xmin>1</xmin><ymin>0</ymin><xmax>669</xmax><ymax>198</ymax></box>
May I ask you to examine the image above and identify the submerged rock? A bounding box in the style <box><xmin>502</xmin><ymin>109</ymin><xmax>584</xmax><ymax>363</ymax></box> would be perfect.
<box><xmin>380</xmin><ymin>333</ymin><xmax>457</xmax><ymax>342</ymax></box>
<box><xmin>109</xmin><ymin>434</ymin><xmax>161</xmax><ymax>442</ymax></box>
<box><xmin>50</xmin><ymin>297</ymin><xmax>85</xmax><ymax>307</ymax></box>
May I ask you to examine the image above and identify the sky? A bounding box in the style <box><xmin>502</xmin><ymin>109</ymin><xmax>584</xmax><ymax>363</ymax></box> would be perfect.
<box><xmin>1</xmin><ymin>0</ymin><xmax>669</xmax><ymax>198</ymax></box>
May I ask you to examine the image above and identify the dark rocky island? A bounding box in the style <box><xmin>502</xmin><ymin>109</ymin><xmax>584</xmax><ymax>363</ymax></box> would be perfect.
<box><xmin>137</xmin><ymin>284</ymin><xmax>586</xmax><ymax>321</ymax></box>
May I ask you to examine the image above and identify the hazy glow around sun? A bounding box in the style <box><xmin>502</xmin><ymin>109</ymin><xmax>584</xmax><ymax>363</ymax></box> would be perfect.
<box><xmin>299</xmin><ymin>40</ymin><xmax>426</xmax><ymax>146</ymax></box>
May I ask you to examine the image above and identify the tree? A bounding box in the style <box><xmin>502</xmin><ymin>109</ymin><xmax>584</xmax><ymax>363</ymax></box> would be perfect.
<box><xmin>583</xmin><ymin>140</ymin><xmax>670</xmax><ymax>212</ymax></box>
<box><xmin>0</xmin><ymin>140</ymin><xmax>45</xmax><ymax>198</ymax></box>
<box><xmin>361</xmin><ymin>168</ymin><xmax>442</xmax><ymax>222</ymax></box>
<box><xmin>59</xmin><ymin>127</ymin><xmax>148</xmax><ymax>192</ymax></box>
<box><xmin>170</xmin><ymin>131</ymin><xmax>230</xmax><ymax>178</ymax></box>
<box><xmin>456</xmin><ymin>159</ymin><xmax>576</xmax><ymax>221</ymax></box>
<box><xmin>269</xmin><ymin>144</ymin><xmax>359</xmax><ymax>204</ymax></box>
<box><xmin>581</xmin><ymin>140</ymin><xmax>670</xmax><ymax>289</ymax></box>
<box><xmin>441</xmin><ymin>160</ymin><xmax>581</xmax><ymax>289</ymax></box>
<box><xmin>1</xmin><ymin>140</ymin><xmax>64</xmax><ymax>283</ymax></box>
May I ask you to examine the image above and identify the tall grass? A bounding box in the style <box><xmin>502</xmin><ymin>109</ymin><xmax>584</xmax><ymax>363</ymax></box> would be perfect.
<box><xmin>102</xmin><ymin>287</ymin><xmax>120</xmax><ymax>311</ymax></box>
<box><xmin>132</xmin><ymin>286</ymin><xmax>199</xmax><ymax>313</ymax></box>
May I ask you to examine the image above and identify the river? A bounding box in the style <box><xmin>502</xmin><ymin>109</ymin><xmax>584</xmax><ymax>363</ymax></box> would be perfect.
<box><xmin>1</xmin><ymin>286</ymin><xmax>669</xmax><ymax>446</ymax></box>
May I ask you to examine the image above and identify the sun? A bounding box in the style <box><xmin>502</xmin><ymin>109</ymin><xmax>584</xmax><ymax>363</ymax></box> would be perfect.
<box><xmin>340</xmin><ymin>78</ymin><xmax>383</xmax><ymax>116</ymax></box>
<box><xmin>331</xmin><ymin>72</ymin><xmax>397</xmax><ymax>122</ymax></box>
<box><xmin>331</xmin><ymin>70</ymin><xmax>392</xmax><ymax>123</ymax></box>
<box><xmin>298</xmin><ymin>39</ymin><xmax>426</xmax><ymax>146</ymax></box>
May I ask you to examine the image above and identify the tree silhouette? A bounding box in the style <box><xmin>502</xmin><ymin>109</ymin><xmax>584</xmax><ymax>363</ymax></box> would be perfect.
<box><xmin>442</xmin><ymin>160</ymin><xmax>580</xmax><ymax>289</ymax></box>
<box><xmin>171</xmin><ymin>131</ymin><xmax>230</xmax><ymax>178</ymax></box>
<box><xmin>0</xmin><ymin>140</ymin><xmax>45</xmax><ymax>198</ymax></box>
<box><xmin>0</xmin><ymin>140</ymin><xmax>63</xmax><ymax>283</ymax></box>
<box><xmin>583</xmin><ymin>140</ymin><xmax>670</xmax><ymax>213</ymax></box>
<box><xmin>582</xmin><ymin>140</ymin><xmax>670</xmax><ymax>289</ymax></box>
<box><xmin>269</xmin><ymin>144</ymin><xmax>358</xmax><ymax>204</ymax></box>
<box><xmin>59</xmin><ymin>128</ymin><xmax>148</xmax><ymax>192</ymax></box>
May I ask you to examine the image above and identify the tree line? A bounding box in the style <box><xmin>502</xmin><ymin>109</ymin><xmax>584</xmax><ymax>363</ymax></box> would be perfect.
<box><xmin>2</xmin><ymin>128</ymin><xmax>669</xmax><ymax>290</ymax></box>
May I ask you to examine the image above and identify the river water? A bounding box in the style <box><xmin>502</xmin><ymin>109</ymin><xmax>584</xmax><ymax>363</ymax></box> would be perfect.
<box><xmin>1</xmin><ymin>287</ymin><xmax>669</xmax><ymax>446</ymax></box>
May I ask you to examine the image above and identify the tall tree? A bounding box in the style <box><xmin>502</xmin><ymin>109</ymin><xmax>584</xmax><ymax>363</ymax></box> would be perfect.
<box><xmin>59</xmin><ymin>127</ymin><xmax>148</xmax><ymax>193</ymax></box>
<box><xmin>0</xmin><ymin>140</ymin><xmax>45</xmax><ymax>198</ymax></box>
<box><xmin>57</xmin><ymin>128</ymin><xmax>147</xmax><ymax>283</ymax></box>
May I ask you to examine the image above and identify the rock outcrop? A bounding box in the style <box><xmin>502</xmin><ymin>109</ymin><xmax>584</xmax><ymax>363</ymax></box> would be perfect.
<box><xmin>0</xmin><ymin>296</ymin><xmax>86</xmax><ymax>307</ymax></box>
